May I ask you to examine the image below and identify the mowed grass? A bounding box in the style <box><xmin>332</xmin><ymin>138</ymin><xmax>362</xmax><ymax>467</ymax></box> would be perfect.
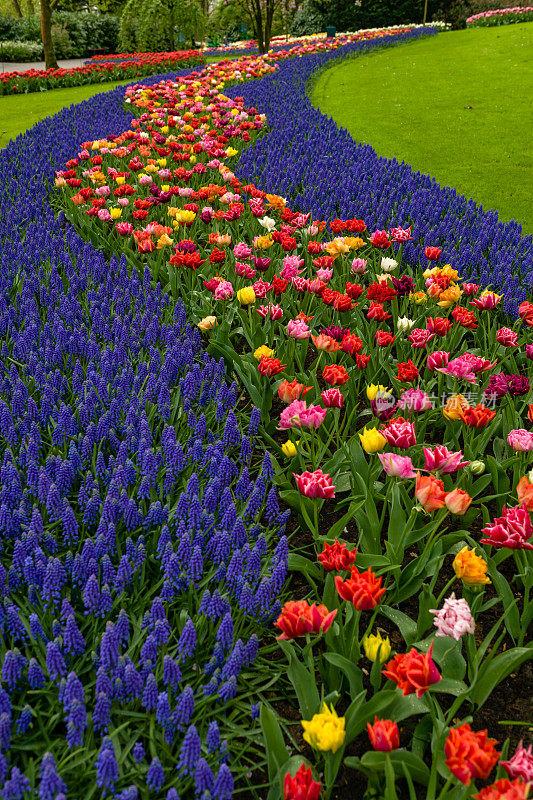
<box><xmin>0</xmin><ymin>55</ymin><xmax>225</xmax><ymax>148</ymax></box>
<box><xmin>311</xmin><ymin>24</ymin><xmax>533</xmax><ymax>234</ymax></box>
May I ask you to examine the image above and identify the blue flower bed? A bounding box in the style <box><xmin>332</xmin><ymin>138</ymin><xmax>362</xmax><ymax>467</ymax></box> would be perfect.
<box><xmin>228</xmin><ymin>26</ymin><xmax>533</xmax><ymax>317</ymax></box>
<box><xmin>0</xmin><ymin>64</ymin><xmax>288</xmax><ymax>797</ymax></box>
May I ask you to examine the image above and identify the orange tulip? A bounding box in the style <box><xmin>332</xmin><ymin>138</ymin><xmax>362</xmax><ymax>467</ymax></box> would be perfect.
<box><xmin>445</xmin><ymin>488</ymin><xmax>472</xmax><ymax>515</ymax></box>
<box><xmin>516</xmin><ymin>476</ymin><xmax>533</xmax><ymax>511</ymax></box>
<box><xmin>415</xmin><ymin>472</ymin><xmax>446</xmax><ymax>512</ymax></box>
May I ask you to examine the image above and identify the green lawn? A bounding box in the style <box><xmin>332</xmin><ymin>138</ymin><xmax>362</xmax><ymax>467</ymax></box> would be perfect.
<box><xmin>311</xmin><ymin>24</ymin><xmax>533</xmax><ymax>234</ymax></box>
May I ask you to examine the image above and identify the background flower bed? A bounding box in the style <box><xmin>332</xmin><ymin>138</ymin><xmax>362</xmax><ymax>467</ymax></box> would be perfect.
<box><xmin>227</xmin><ymin>30</ymin><xmax>533</xmax><ymax>318</ymax></box>
<box><xmin>0</xmin><ymin>50</ymin><xmax>204</xmax><ymax>97</ymax></box>
<box><xmin>466</xmin><ymin>6</ymin><xmax>533</xmax><ymax>23</ymax></box>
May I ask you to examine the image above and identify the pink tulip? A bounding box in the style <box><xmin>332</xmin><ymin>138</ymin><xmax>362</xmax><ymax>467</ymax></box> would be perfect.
<box><xmin>316</xmin><ymin>268</ymin><xmax>333</xmax><ymax>282</ymax></box>
<box><xmin>234</xmin><ymin>242</ymin><xmax>253</xmax><ymax>259</ymax></box>
<box><xmin>481</xmin><ymin>503</ymin><xmax>533</xmax><ymax>550</ymax></box>
<box><xmin>321</xmin><ymin>388</ymin><xmax>344</xmax><ymax>408</ymax></box>
<box><xmin>507</xmin><ymin>429</ymin><xmax>533</xmax><ymax>452</ymax></box>
<box><xmin>287</xmin><ymin>319</ymin><xmax>311</xmax><ymax>339</ymax></box>
<box><xmin>430</xmin><ymin>593</ymin><xmax>475</xmax><ymax>640</ymax></box>
<box><xmin>214</xmin><ymin>280</ymin><xmax>234</xmax><ymax>300</ymax></box>
<box><xmin>115</xmin><ymin>222</ymin><xmax>133</xmax><ymax>236</ymax></box>
<box><xmin>423</xmin><ymin>446</ymin><xmax>469</xmax><ymax>474</ymax></box>
<box><xmin>437</xmin><ymin>356</ymin><xmax>478</xmax><ymax>383</ymax></box>
<box><xmin>380</xmin><ymin>420</ymin><xmax>416</xmax><ymax>449</ymax></box>
<box><xmin>426</xmin><ymin>350</ymin><xmax>450</xmax><ymax>371</ymax></box>
<box><xmin>496</xmin><ymin>327</ymin><xmax>518</xmax><ymax>347</ymax></box>
<box><xmin>378</xmin><ymin>452</ymin><xmax>416</xmax><ymax>478</ymax></box>
<box><xmin>293</xmin><ymin>469</ymin><xmax>335</xmax><ymax>499</ymax></box>
<box><xmin>398</xmin><ymin>389</ymin><xmax>433</xmax><ymax>413</ymax></box>
<box><xmin>351</xmin><ymin>258</ymin><xmax>367</xmax><ymax>274</ymax></box>
<box><xmin>500</xmin><ymin>741</ymin><xmax>533</xmax><ymax>782</ymax></box>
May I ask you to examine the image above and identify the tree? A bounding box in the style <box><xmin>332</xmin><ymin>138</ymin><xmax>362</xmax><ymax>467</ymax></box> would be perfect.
<box><xmin>40</xmin><ymin>0</ymin><xmax>58</xmax><ymax>68</ymax></box>
<box><xmin>120</xmin><ymin>0</ymin><xmax>205</xmax><ymax>51</ymax></box>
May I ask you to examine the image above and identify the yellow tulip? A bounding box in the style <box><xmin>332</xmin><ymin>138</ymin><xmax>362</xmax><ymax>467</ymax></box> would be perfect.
<box><xmin>197</xmin><ymin>316</ymin><xmax>217</xmax><ymax>332</ymax></box>
<box><xmin>236</xmin><ymin>287</ymin><xmax>256</xmax><ymax>305</ymax></box>
<box><xmin>452</xmin><ymin>546</ymin><xmax>491</xmax><ymax>586</ymax></box>
<box><xmin>109</xmin><ymin>208</ymin><xmax>122</xmax><ymax>220</ymax></box>
<box><xmin>366</xmin><ymin>384</ymin><xmax>390</xmax><ymax>402</ymax></box>
<box><xmin>281</xmin><ymin>440</ymin><xmax>298</xmax><ymax>458</ymax></box>
<box><xmin>254</xmin><ymin>345</ymin><xmax>274</xmax><ymax>361</ymax></box>
<box><xmin>359</xmin><ymin>427</ymin><xmax>387</xmax><ymax>453</ymax></box>
<box><xmin>363</xmin><ymin>632</ymin><xmax>391</xmax><ymax>662</ymax></box>
<box><xmin>302</xmin><ymin>703</ymin><xmax>345</xmax><ymax>754</ymax></box>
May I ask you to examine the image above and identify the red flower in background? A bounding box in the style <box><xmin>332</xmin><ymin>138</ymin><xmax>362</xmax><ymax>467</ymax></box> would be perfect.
<box><xmin>425</xmin><ymin>246</ymin><xmax>442</xmax><ymax>260</ymax></box>
<box><xmin>444</xmin><ymin>724</ymin><xmax>500</xmax><ymax>785</ymax></box>
<box><xmin>318</xmin><ymin>539</ymin><xmax>357</xmax><ymax>572</ymax></box>
<box><xmin>452</xmin><ymin>306</ymin><xmax>478</xmax><ymax>329</ymax></box>
<box><xmin>473</xmin><ymin>778</ymin><xmax>530</xmax><ymax>800</ymax></box>
<box><xmin>258</xmin><ymin>356</ymin><xmax>285</xmax><ymax>377</ymax></box>
<box><xmin>323</xmin><ymin>364</ymin><xmax>350</xmax><ymax>386</ymax></box>
<box><xmin>459</xmin><ymin>404</ymin><xmax>497</xmax><ymax>428</ymax></box>
<box><xmin>519</xmin><ymin>301</ymin><xmax>533</xmax><ymax>326</ymax></box>
<box><xmin>375</xmin><ymin>330</ymin><xmax>395</xmax><ymax>347</ymax></box>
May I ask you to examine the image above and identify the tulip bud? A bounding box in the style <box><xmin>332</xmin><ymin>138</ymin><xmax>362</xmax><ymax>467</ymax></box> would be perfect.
<box><xmin>367</xmin><ymin>717</ymin><xmax>400</xmax><ymax>752</ymax></box>
<box><xmin>281</xmin><ymin>440</ymin><xmax>298</xmax><ymax>458</ymax></box>
<box><xmin>363</xmin><ymin>632</ymin><xmax>391</xmax><ymax>662</ymax></box>
<box><xmin>469</xmin><ymin>460</ymin><xmax>485</xmax><ymax>475</ymax></box>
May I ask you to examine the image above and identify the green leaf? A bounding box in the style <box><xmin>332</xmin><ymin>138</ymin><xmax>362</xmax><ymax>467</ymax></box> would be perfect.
<box><xmin>379</xmin><ymin>605</ymin><xmax>418</xmax><ymax>647</ymax></box>
<box><xmin>324</xmin><ymin>497</ymin><xmax>365</xmax><ymax>540</ymax></box>
<box><xmin>490</xmin><ymin>568</ymin><xmax>521</xmax><ymax>641</ymax></box>
<box><xmin>260</xmin><ymin>704</ymin><xmax>290</xmax><ymax>783</ymax></box>
<box><xmin>433</xmin><ymin>678</ymin><xmax>469</xmax><ymax>696</ymax></box>
<box><xmin>473</xmin><ymin>646</ymin><xmax>532</xmax><ymax>707</ymax></box>
<box><xmin>278</xmin><ymin>641</ymin><xmax>320</xmax><ymax>720</ymax></box>
<box><xmin>287</xmin><ymin>553</ymin><xmax>322</xmax><ymax>581</ymax></box>
<box><xmin>358</xmin><ymin>750</ymin><xmax>430</xmax><ymax>787</ymax></box>
<box><xmin>323</xmin><ymin>653</ymin><xmax>364</xmax><ymax>699</ymax></box>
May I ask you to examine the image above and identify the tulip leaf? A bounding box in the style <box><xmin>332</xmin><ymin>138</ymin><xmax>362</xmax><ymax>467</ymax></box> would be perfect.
<box><xmin>260</xmin><ymin>704</ymin><xmax>290</xmax><ymax>784</ymax></box>
<box><xmin>356</xmin><ymin>750</ymin><xmax>431</xmax><ymax>787</ymax></box>
<box><xmin>324</xmin><ymin>497</ymin><xmax>366</xmax><ymax>541</ymax></box>
<box><xmin>324</xmin><ymin>653</ymin><xmax>364</xmax><ymax>699</ymax></box>
<box><xmin>278</xmin><ymin>640</ymin><xmax>320</xmax><ymax>720</ymax></box>
<box><xmin>287</xmin><ymin>553</ymin><xmax>322</xmax><ymax>581</ymax></box>
<box><xmin>379</xmin><ymin>605</ymin><xmax>418</xmax><ymax>647</ymax></box>
<box><xmin>472</xmin><ymin>646</ymin><xmax>532</xmax><ymax>708</ymax></box>
<box><xmin>490</xmin><ymin>568</ymin><xmax>521</xmax><ymax>641</ymax></box>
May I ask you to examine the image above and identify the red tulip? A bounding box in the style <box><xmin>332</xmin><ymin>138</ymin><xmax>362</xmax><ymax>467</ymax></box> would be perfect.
<box><xmin>367</xmin><ymin>717</ymin><xmax>400</xmax><ymax>751</ymax></box>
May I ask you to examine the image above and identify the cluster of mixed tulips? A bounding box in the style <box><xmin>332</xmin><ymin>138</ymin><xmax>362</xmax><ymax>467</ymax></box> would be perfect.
<box><xmin>466</xmin><ymin>6</ymin><xmax>533</xmax><ymax>25</ymax></box>
<box><xmin>52</xmin><ymin>28</ymin><xmax>533</xmax><ymax>800</ymax></box>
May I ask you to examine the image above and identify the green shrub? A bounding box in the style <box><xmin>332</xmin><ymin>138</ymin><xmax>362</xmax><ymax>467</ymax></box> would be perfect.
<box><xmin>0</xmin><ymin>15</ymin><xmax>16</xmax><ymax>40</ymax></box>
<box><xmin>290</xmin><ymin>0</ymin><xmax>325</xmax><ymax>35</ymax></box>
<box><xmin>6</xmin><ymin>12</ymin><xmax>120</xmax><ymax>57</ymax></box>
<box><xmin>0</xmin><ymin>39</ymin><xmax>43</xmax><ymax>61</ymax></box>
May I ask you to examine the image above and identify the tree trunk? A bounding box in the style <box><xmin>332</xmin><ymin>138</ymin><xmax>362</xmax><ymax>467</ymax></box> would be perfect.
<box><xmin>10</xmin><ymin>0</ymin><xmax>23</xmax><ymax>18</ymax></box>
<box><xmin>41</xmin><ymin>0</ymin><xmax>59</xmax><ymax>69</ymax></box>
